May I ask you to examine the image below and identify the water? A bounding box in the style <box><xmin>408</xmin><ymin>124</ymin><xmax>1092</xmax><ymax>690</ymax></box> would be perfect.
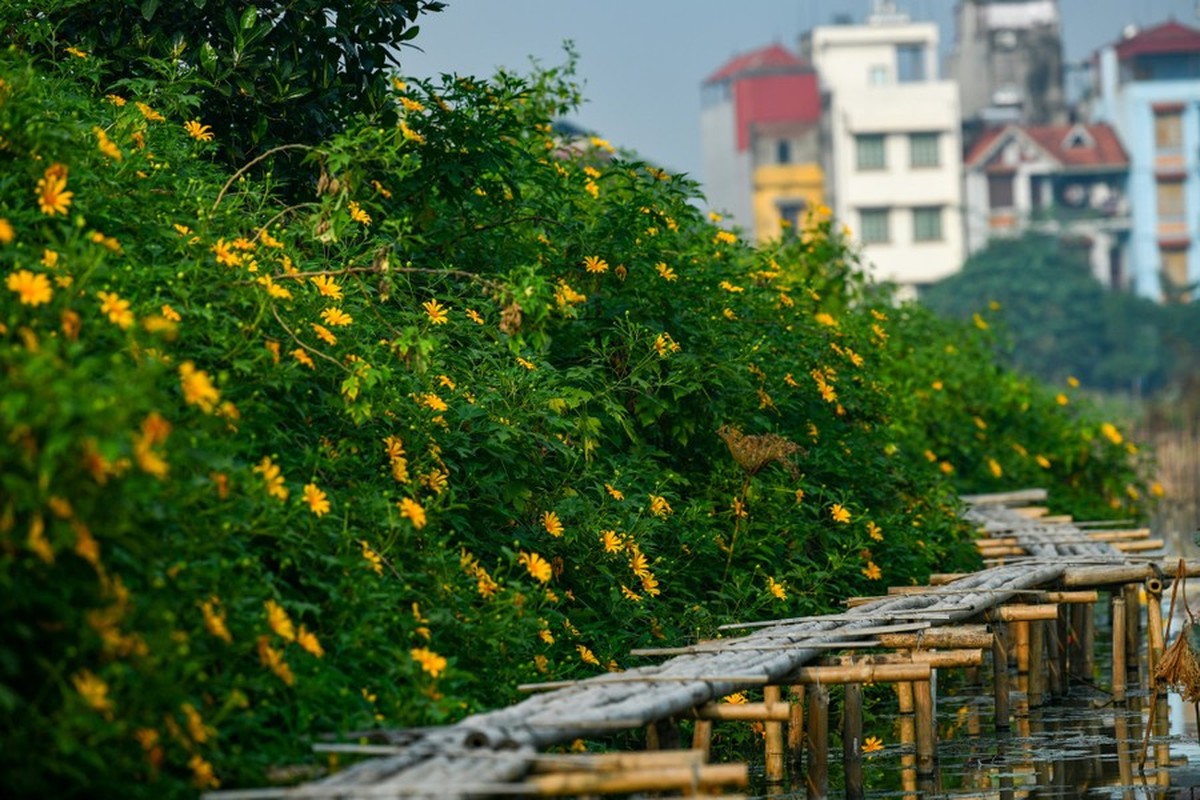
<box><xmin>748</xmin><ymin>610</ymin><xmax>1200</xmax><ymax>800</ymax></box>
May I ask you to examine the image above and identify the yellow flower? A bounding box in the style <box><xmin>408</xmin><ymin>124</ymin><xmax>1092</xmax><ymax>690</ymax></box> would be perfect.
<box><xmin>713</xmin><ymin>230</ymin><xmax>737</xmax><ymax>245</ymax></box>
<box><xmin>655</xmin><ymin>262</ymin><xmax>677</xmax><ymax>281</ymax></box>
<box><xmin>520</xmin><ymin>551</ymin><xmax>552</xmax><ymax>583</ymax></box>
<box><xmin>135</xmin><ymin>101</ymin><xmax>165</xmax><ymax>122</ymax></box>
<box><xmin>987</xmin><ymin>457</ymin><xmax>1003</xmax><ymax>478</ymax></box>
<box><xmin>348</xmin><ymin>200</ymin><xmax>371</xmax><ymax>225</ymax></box>
<box><xmin>862</xmin><ymin>561</ymin><xmax>882</xmax><ymax>580</ymax></box>
<box><xmin>576</xmin><ymin>644</ymin><xmax>600</xmax><ymax>666</ymax></box>
<box><xmin>265</xmin><ymin>599</ymin><xmax>296</xmax><ymax>642</ymax></box>
<box><xmin>161</xmin><ymin>303</ymin><xmax>181</xmax><ymax>322</ymax></box>
<box><xmin>65</xmin><ymin>46</ymin><xmax>88</xmax><ymax>58</ymax></box>
<box><xmin>604</xmin><ymin>483</ymin><xmax>624</xmax><ymax>501</ymax></box>
<box><xmin>72</xmin><ymin>669</ymin><xmax>114</xmax><ymax>717</ymax></box>
<box><xmin>189</xmin><ymin>754</ymin><xmax>220</xmax><ymax>790</ymax></box>
<box><xmin>311</xmin><ymin>274</ymin><xmax>343</xmax><ymax>299</ymax></box>
<box><xmin>542</xmin><ymin>510</ymin><xmax>564</xmax><ymax>537</ymax></box>
<box><xmin>601</xmin><ymin>530</ymin><xmax>622</xmax><ymax>553</ymax></box>
<box><xmin>516</xmin><ymin>356</ymin><xmax>536</xmax><ymax>370</ymax></box>
<box><xmin>649</xmin><ymin>494</ymin><xmax>672</xmax><ymax>517</ymax></box>
<box><xmin>297</xmin><ymin>625</ymin><xmax>324</xmax><ymax>658</ymax></box>
<box><xmin>312</xmin><ymin>323</ymin><xmax>337</xmax><ymax>345</ymax></box>
<box><xmin>1056</xmin><ymin>393</ymin><xmax>1069</xmax><ymax>406</ymax></box>
<box><xmin>36</xmin><ymin>164</ymin><xmax>73</xmax><ymax>216</ymax></box>
<box><xmin>105</xmin><ymin>94</ymin><xmax>126</xmax><ymax>106</ymax></box>
<box><xmin>863</xmin><ymin>736</ymin><xmax>884</xmax><ymax>754</ymax></box>
<box><xmin>400</xmin><ymin>120</ymin><xmax>425</xmax><ymax>144</ymax></box>
<box><xmin>181</xmin><ymin>702</ymin><xmax>212</xmax><ymax>745</ymax></box>
<box><xmin>831</xmin><ymin>504</ymin><xmax>851</xmax><ymax>524</ymax></box>
<box><xmin>291</xmin><ymin>348</ymin><xmax>315</xmax><ymax>369</ymax></box>
<box><xmin>254</xmin><ymin>456</ymin><xmax>289</xmax><ymax>501</ymax></box>
<box><xmin>767</xmin><ymin>576</ymin><xmax>787</xmax><ymax>601</ymax></box>
<box><xmin>867</xmin><ymin>521</ymin><xmax>883</xmax><ymax>542</ymax></box>
<box><xmin>972</xmin><ymin>312</ymin><xmax>989</xmax><ymax>330</ymax></box>
<box><xmin>0</xmin><ymin>217</ymin><xmax>13</xmax><ymax>244</ymax></box>
<box><xmin>200</xmin><ymin>597</ymin><xmax>232</xmax><ymax>643</ymax></box>
<box><xmin>423</xmin><ymin>299</ymin><xmax>449</xmax><ymax>324</ymax></box>
<box><xmin>321</xmin><ymin>307</ymin><xmax>353</xmax><ymax>326</ymax></box>
<box><xmin>723</xmin><ymin>692</ymin><xmax>748</xmax><ymax>704</ymax></box>
<box><xmin>583</xmin><ymin>255</ymin><xmax>608</xmax><ymax>274</ymax></box>
<box><xmin>303</xmin><ymin>483</ymin><xmax>331</xmax><ymax>516</ymax></box>
<box><xmin>419</xmin><ymin>392</ymin><xmax>448</xmax><ymax>412</ymax></box>
<box><xmin>360</xmin><ymin>539</ymin><xmax>384</xmax><ymax>575</ymax></box>
<box><xmin>398</xmin><ymin>497</ymin><xmax>427</xmax><ymax>529</ymax></box>
<box><xmin>183</xmin><ymin>119</ymin><xmax>213</xmax><ymax>141</ymax></box>
<box><xmin>931</xmin><ymin>380</ymin><xmax>943</xmax><ymax>391</ymax></box>
<box><xmin>1100</xmin><ymin>422</ymin><xmax>1123</xmax><ymax>445</ymax></box>
<box><xmin>400</xmin><ymin>96</ymin><xmax>426</xmax><ymax>113</ymax></box>
<box><xmin>621</xmin><ymin>584</ymin><xmax>643</xmax><ymax>602</ymax></box>
<box><xmin>629</xmin><ymin>550</ymin><xmax>650</xmax><ymax>577</ymax></box>
<box><xmin>465</xmin><ymin>308</ymin><xmax>484</xmax><ymax>324</ymax></box>
<box><xmin>93</xmin><ymin>127</ymin><xmax>122</xmax><ymax>160</ymax></box>
<box><xmin>814</xmin><ymin>312</ymin><xmax>838</xmax><ymax>327</ymax></box>
<box><xmin>179</xmin><ymin>361</ymin><xmax>220</xmax><ymax>412</ymax></box>
<box><xmin>1036</xmin><ymin>454</ymin><xmax>1051</xmax><ymax>469</ymax></box>
<box><xmin>7</xmin><ymin>270</ymin><xmax>52</xmax><ymax>306</ymax></box>
<box><xmin>211</xmin><ymin>238</ymin><xmax>242</xmax><ymax>267</ymax></box>
<box><xmin>256</xmin><ymin>636</ymin><xmax>294</xmax><ymax>685</ymax></box>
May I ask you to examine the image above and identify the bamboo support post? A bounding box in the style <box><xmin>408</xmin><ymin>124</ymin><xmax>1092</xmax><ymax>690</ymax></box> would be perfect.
<box><xmin>788</xmin><ymin>685</ymin><xmax>804</xmax><ymax>768</ymax></box>
<box><xmin>1081</xmin><ymin>602</ymin><xmax>1095</xmax><ymax>682</ymax></box>
<box><xmin>806</xmin><ymin>684</ymin><xmax>829</xmax><ymax>800</ymax></box>
<box><xmin>913</xmin><ymin>678</ymin><xmax>936</xmax><ymax>777</ymax></box>
<box><xmin>992</xmin><ymin>622</ymin><xmax>1010</xmax><ymax>731</ymax></box>
<box><xmin>1055</xmin><ymin>603</ymin><xmax>1069</xmax><ymax>694</ymax></box>
<box><xmin>1123</xmin><ymin>583</ymin><xmax>1142</xmax><ymax>690</ymax></box>
<box><xmin>1112</xmin><ymin>595</ymin><xmax>1127</xmax><ymax>703</ymax></box>
<box><xmin>896</xmin><ymin>682</ymin><xmax>917</xmax><ymax>793</ymax></box>
<box><xmin>763</xmin><ymin>685</ymin><xmax>784</xmax><ymax>784</ymax></box>
<box><xmin>1028</xmin><ymin>619</ymin><xmax>1046</xmax><ymax>708</ymax></box>
<box><xmin>1046</xmin><ymin>607</ymin><xmax>1064</xmax><ymax>698</ymax></box>
<box><xmin>1069</xmin><ymin>603</ymin><xmax>1087</xmax><ymax>682</ymax></box>
<box><xmin>1146</xmin><ymin>580</ymin><xmax>1165</xmax><ymax>686</ymax></box>
<box><xmin>528</xmin><ymin>762</ymin><xmax>748</xmax><ymax>795</ymax></box>
<box><xmin>1014</xmin><ymin>620</ymin><xmax>1031</xmax><ymax>675</ymax></box>
<box><xmin>843</xmin><ymin>683</ymin><xmax>865</xmax><ymax>800</ymax></box>
<box><xmin>691</xmin><ymin>719</ymin><xmax>712</xmax><ymax>761</ymax></box>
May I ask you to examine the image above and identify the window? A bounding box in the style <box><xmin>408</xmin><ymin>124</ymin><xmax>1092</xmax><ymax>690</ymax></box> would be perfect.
<box><xmin>1155</xmin><ymin>110</ymin><xmax>1183</xmax><ymax>152</ymax></box>
<box><xmin>988</xmin><ymin>173</ymin><xmax>1015</xmax><ymax>209</ymax></box>
<box><xmin>856</xmin><ymin>134</ymin><xmax>886</xmax><ymax>170</ymax></box>
<box><xmin>1161</xmin><ymin>247</ymin><xmax>1191</xmax><ymax>301</ymax></box>
<box><xmin>1157</xmin><ymin>179</ymin><xmax>1185</xmax><ymax>223</ymax></box>
<box><xmin>776</xmin><ymin>199</ymin><xmax>807</xmax><ymax>230</ymax></box>
<box><xmin>909</xmin><ymin>133</ymin><xmax>939</xmax><ymax>168</ymax></box>
<box><xmin>776</xmin><ymin>140</ymin><xmax>792</xmax><ymax>164</ymax></box>
<box><xmin>912</xmin><ymin>207</ymin><xmax>943</xmax><ymax>241</ymax></box>
<box><xmin>868</xmin><ymin>65</ymin><xmax>889</xmax><ymax>85</ymax></box>
<box><xmin>896</xmin><ymin>44</ymin><xmax>926</xmax><ymax>83</ymax></box>
<box><xmin>859</xmin><ymin>208</ymin><xmax>890</xmax><ymax>243</ymax></box>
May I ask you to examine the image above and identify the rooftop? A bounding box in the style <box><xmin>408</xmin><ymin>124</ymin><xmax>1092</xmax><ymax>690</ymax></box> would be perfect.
<box><xmin>966</xmin><ymin>123</ymin><xmax>1128</xmax><ymax>169</ymax></box>
<box><xmin>704</xmin><ymin>44</ymin><xmax>810</xmax><ymax>84</ymax></box>
<box><xmin>1113</xmin><ymin>20</ymin><xmax>1200</xmax><ymax>60</ymax></box>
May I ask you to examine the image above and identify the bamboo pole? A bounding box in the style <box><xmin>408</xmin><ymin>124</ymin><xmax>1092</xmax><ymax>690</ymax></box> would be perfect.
<box><xmin>878</xmin><ymin>626</ymin><xmax>992</xmax><ymax>649</ymax></box>
<box><xmin>806</xmin><ymin>684</ymin><xmax>829</xmax><ymax>800</ymax></box>
<box><xmin>693</xmin><ymin>701</ymin><xmax>790</xmax><ymax>722</ymax></box>
<box><xmin>929</xmin><ymin>573</ymin><xmax>969</xmax><ymax>585</ymax></box>
<box><xmin>792</xmin><ymin>662</ymin><xmax>931</xmax><ymax>685</ymax></box>
<box><xmin>1087</xmin><ymin>528</ymin><xmax>1151</xmax><ymax>541</ymax></box>
<box><xmin>826</xmin><ymin>650</ymin><xmax>983</xmax><ymax>669</ymax></box>
<box><xmin>1114</xmin><ymin>539</ymin><xmax>1165</xmax><ymax>553</ymax></box>
<box><xmin>528</xmin><ymin>762</ymin><xmax>748</xmax><ymax>795</ymax></box>
<box><xmin>843</xmin><ymin>682</ymin><xmax>865</xmax><ymax>800</ymax></box>
<box><xmin>992</xmin><ymin>622</ymin><xmax>1010</xmax><ymax>732</ymax></box>
<box><xmin>1012</xmin><ymin>506</ymin><xmax>1050</xmax><ymax>518</ymax></box>
<box><xmin>985</xmin><ymin>604</ymin><xmax>1060</xmax><ymax>622</ymax></box>
<box><xmin>1146</xmin><ymin>583</ymin><xmax>1165</xmax><ymax>687</ymax></box>
<box><xmin>1043</xmin><ymin>590</ymin><xmax>1099</xmax><ymax>604</ymax></box>
<box><xmin>1047</xmin><ymin>605</ymin><xmax>1065</xmax><ymax>698</ymax></box>
<box><xmin>1028</xmin><ymin>619</ymin><xmax>1046</xmax><ymax>708</ymax></box>
<box><xmin>978</xmin><ymin>546</ymin><xmax>1026</xmax><ymax>558</ymax></box>
<box><xmin>764</xmin><ymin>685</ymin><xmax>785</xmax><ymax>784</ymax></box>
<box><xmin>788</xmin><ymin>685</ymin><xmax>805</xmax><ymax>768</ymax></box>
<box><xmin>1069</xmin><ymin>603</ymin><xmax>1087</xmax><ymax>682</ymax></box>
<box><xmin>896</xmin><ymin>681</ymin><xmax>917</xmax><ymax>794</ymax></box>
<box><xmin>1112</xmin><ymin>595</ymin><xmax>1127</xmax><ymax>703</ymax></box>
<box><xmin>1062</xmin><ymin>561</ymin><xmax>1200</xmax><ymax>587</ymax></box>
<box><xmin>1081</xmin><ymin>602</ymin><xmax>1095</xmax><ymax>682</ymax></box>
<box><xmin>914</xmin><ymin>678</ymin><xmax>936</xmax><ymax>777</ymax></box>
<box><xmin>960</xmin><ymin>488</ymin><xmax>1047</xmax><ymax>505</ymax></box>
<box><xmin>691</xmin><ymin>719</ymin><xmax>712</xmax><ymax>761</ymax></box>
<box><xmin>1123</xmin><ymin>583</ymin><xmax>1142</xmax><ymax>692</ymax></box>
<box><xmin>1014</xmin><ymin>620</ymin><xmax>1031</xmax><ymax>676</ymax></box>
<box><xmin>529</xmin><ymin>749</ymin><xmax>704</xmax><ymax>773</ymax></box>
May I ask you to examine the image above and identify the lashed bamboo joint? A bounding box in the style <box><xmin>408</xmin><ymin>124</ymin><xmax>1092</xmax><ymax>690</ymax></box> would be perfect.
<box><xmin>205</xmin><ymin>490</ymin><xmax>1193</xmax><ymax>800</ymax></box>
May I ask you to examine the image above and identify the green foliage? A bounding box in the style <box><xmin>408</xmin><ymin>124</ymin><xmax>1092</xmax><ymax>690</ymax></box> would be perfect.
<box><xmin>1</xmin><ymin>0</ymin><xmax>445</xmax><ymax>164</ymax></box>
<box><xmin>0</xmin><ymin>45</ymin><xmax>1155</xmax><ymax>799</ymax></box>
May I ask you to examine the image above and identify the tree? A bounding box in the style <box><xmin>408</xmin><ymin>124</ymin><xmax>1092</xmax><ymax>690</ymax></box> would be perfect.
<box><xmin>921</xmin><ymin>232</ymin><xmax>1164</xmax><ymax>392</ymax></box>
<box><xmin>2</xmin><ymin>0</ymin><xmax>445</xmax><ymax>166</ymax></box>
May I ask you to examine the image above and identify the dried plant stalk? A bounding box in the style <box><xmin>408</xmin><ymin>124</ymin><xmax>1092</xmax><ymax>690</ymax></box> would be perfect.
<box><xmin>1155</xmin><ymin>623</ymin><xmax>1200</xmax><ymax>702</ymax></box>
<box><xmin>717</xmin><ymin>425</ymin><xmax>801</xmax><ymax>478</ymax></box>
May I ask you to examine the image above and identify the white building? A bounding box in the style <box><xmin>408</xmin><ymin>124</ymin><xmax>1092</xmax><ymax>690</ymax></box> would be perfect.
<box><xmin>803</xmin><ymin>4</ymin><xmax>964</xmax><ymax>291</ymax></box>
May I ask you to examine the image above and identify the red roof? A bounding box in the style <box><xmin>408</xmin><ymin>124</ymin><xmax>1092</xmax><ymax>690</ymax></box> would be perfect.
<box><xmin>1114</xmin><ymin>20</ymin><xmax>1200</xmax><ymax>60</ymax></box>
<box><xmin>705</xmin><ymin>44</ymin><xmax>808</xmax><ymax>84</ymax></box>
<box><xmin>966</xmin><ymin>124</ymin><xmax>1128</xmax><ymax>170</ymax></box>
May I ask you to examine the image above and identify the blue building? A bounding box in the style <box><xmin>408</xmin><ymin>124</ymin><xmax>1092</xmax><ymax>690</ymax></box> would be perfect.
<box><xmin>1094</xmin><ymin>21</ymin><xmax>1200</xmax><ymax>301</ymax></box>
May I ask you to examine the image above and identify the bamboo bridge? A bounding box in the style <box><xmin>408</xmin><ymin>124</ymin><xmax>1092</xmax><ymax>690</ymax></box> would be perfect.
<box><xmin>209</xmin><ymin>489</ymin><xmax>1199</xmax><ymax>799</ymax></box>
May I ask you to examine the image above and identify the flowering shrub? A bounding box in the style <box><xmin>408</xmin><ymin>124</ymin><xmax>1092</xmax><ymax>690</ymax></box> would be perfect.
<box><xmin>0</xmin><ymin>46</ymin><xmax>1151</xmax><ymax>797</ymax></box>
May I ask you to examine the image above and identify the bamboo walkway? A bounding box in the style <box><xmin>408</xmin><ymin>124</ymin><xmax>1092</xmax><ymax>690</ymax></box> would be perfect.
<box><xmin>209</xmin><ymin>489</ymin><xmax>1199</xmax><ymax>799</ymax></box>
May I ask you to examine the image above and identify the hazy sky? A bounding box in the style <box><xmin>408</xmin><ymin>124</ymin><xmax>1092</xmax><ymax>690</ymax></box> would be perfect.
<box><xmin>402</xmin><ymin>1</ymin><xmax>1200</xmax><ymax>189</ymax></box>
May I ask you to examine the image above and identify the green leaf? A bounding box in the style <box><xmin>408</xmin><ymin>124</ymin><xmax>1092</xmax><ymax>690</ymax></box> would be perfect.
<box><xmin>140</xmin><ymin>0</ymin><xmax>160</xmax><ymax>21</ymax></box>
<box><xmin>240</xmin><ymin>6</ymin><xmax>258</xmax><ymax>31</ymax></box>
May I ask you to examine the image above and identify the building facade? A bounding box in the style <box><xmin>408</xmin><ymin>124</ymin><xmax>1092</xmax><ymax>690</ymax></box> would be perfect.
<box><xmin>803</xmin><ymin>8</ymin><xmax>964</xmax><ymax>291</ymax></box>
<box><xmin>950</xmin><ymin>0</ymin><xmax>1066</xmax><ymax>147</ymax></box>
<box><xmin>963</xmin><ymin>122</ymin><xmax>1130</xmax><ymax>285</ymax></box>
<box><xmin>700</xmin><ymin>45</ymin><xmax>824</xmax><ymax>241</ymax></box>
<box><xmin>1093</xmin><ymin>21</ymin><xmax>1200</xmax><ymax>301</ymax></box>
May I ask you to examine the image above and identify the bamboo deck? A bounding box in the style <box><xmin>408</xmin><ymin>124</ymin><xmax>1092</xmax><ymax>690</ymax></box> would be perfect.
<box><xmin>206</xmin><ymin>489</ymin><xmax>1200</xmax><ymax>799</ymax></box>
